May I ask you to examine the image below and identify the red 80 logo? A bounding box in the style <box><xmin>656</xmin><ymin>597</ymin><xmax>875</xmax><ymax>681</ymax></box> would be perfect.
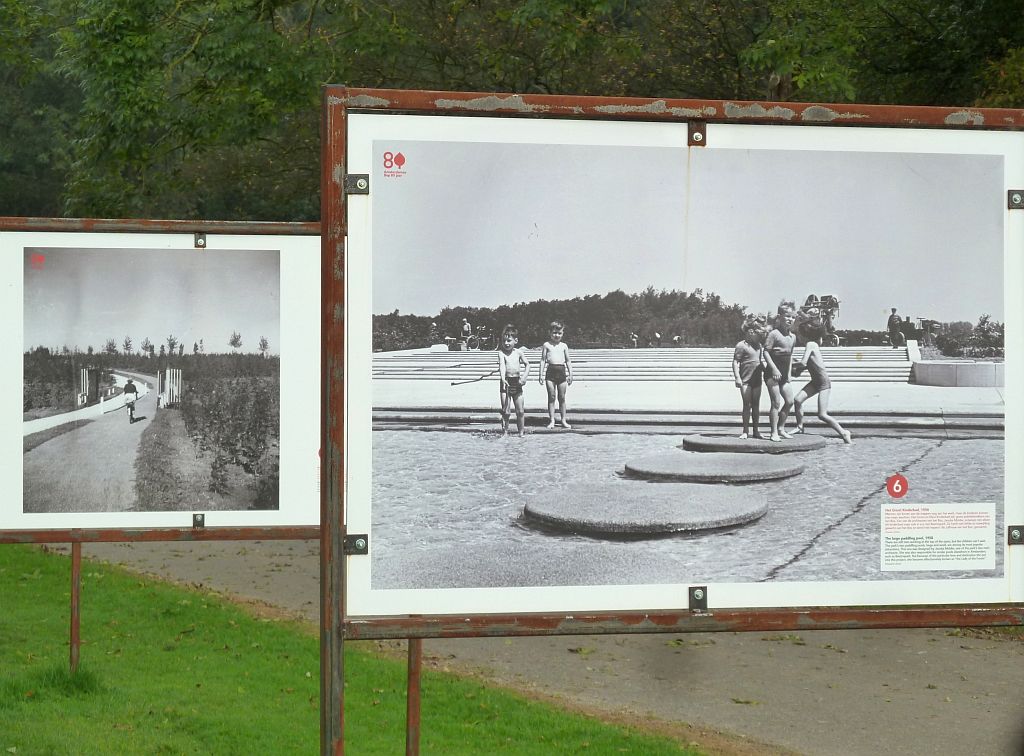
<box><xmin>383</xmin><ymin>151</ymin><xmax>395</xmax><ymax>169</ymax></box>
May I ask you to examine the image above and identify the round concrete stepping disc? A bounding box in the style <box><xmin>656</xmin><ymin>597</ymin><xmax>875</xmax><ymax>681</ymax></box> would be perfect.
<box><xmin>680</xmin><ymin>433</ymin><xmax>825</xmax><ymax>454</ymax></box>
<box><xmin>524</xmin><ymin>483</ymin><xmax>768</xmax><ymax>535</ymax></box>
<box><xmin>624</xmin><ymin>451</ymin><xmax>804</xmax><ymax>483</ymax></box>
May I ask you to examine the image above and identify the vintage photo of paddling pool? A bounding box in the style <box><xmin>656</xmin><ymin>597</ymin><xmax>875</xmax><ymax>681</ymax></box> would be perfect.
<box><xmin>21</xmin><ymin>246</ymin><xmax>282</xmax><ymax>515</ymax></box>
<box><xmin>354</xmin><ymin>116</ymin><xmax>1013</xmax><ymax>607</ymax></box>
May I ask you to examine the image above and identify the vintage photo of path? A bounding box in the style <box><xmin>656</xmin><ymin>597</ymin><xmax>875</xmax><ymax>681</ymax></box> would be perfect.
<box><xmin>22</xmin><ymin>247</ymin><xmax>281</xmax><ymax>514</ymax></box>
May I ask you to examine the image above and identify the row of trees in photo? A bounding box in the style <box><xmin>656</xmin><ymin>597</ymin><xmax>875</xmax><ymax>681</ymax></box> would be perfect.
<box><xmin>374</xmin><ymin>287</ymin><xmax>749</xmax><ymax>350</ymax></box>
<box><xmin>23</xmin><ymin>332</ymin><xmax>274</xmax><ymax>413</ymax></box>
<box><xmin>3</xmin><ymin>0</ymin><xmax>1022</xmax><ymax>220</ymax></box>
<box><xmin>373</xmin><ymin>287</ymin><xmax>1006</xmax><ymax>356</ymax></box>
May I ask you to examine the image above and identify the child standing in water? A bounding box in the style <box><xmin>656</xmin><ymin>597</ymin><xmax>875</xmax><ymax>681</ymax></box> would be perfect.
<box><xmin>764</xmin><ymin>301</ymin><xmax>797</xmax><ymax>442</ymax></box>
<box><xmin>732</xmin><ymin>315</ymin><xmax>766</xmax><ymax>439</ymax></box>
<box><xmin>538</xmin><ymin>320</ymin><xmax>573</xmax><ymax>429</ymax></box>
<box><xmin>498</xmin><ymin>324</ymin><xmax>530</xmax><ymax>436</ymax></box>
<box><xmin>792</xmin><ymin>317</ymin><xmax>852</xmax><ymax>443</ymax></box>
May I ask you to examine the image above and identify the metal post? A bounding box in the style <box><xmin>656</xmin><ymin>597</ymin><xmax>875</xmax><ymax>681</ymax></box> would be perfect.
<box><xmin>321</xmin><ymin>84</ymin><xmax>350</xmax><ymax>756</ymax></box>
<box><xmin>70</xmin><ymin>541</ymin><xmax>81</xmax><ymax>674</ymax></box>
<box><xmin>406</xmin><ymin>639</ymin><xmax>423</xmax><ymax>756</ymax></box>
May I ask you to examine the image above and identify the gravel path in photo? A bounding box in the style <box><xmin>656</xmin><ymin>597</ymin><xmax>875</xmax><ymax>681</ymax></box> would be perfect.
<box><xmin>23</xmin><ymin>388</ymin><xmax>156</xmax><ymax>513</ymax></box>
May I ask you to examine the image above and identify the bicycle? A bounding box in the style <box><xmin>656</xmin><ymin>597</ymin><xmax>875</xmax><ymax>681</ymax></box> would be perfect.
<box><xmin>125</xmin><ymin>395</ymin><xmax>137</xmax><ymax>423</ymax></box>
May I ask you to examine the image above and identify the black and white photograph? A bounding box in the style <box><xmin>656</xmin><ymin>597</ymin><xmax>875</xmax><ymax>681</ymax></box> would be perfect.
<box><xmin>20</xmin><ymin>246</ymin><xmax>281</xmax><ymax>517</ymax></box>
<box><xmin>2</xmin><ymin>231</ymin><xmax>319</xmax><ymax>529</ymax></box>
<box><xmin>345</xmin><ymin>115</ymin><xmax>1022</xmax><ymax>617</ymax></box>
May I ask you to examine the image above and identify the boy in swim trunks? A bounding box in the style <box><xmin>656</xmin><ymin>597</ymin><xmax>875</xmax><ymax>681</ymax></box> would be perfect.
<box><xmin>732</xmin><ymin>315</ymin><xmax>767</xmax><ymax>439</ymax></box>
<box><xmin>764</xmin><ymin>301</ymin><xmax>797</xmax><ymax>442</ymax></box>
<box><xmin>538</xmin><ymin>320</ymin><xmax>573</xmax><ymax>429</ymax></box>
<box><xmin>792</xmin><ymin>319</ymin><xmax>852</xmax><ymax>443</ymax></box>
<box><xmin>498</xmin><ymin>324</ymin><xmax>530</xmax><ymax>437</ymax></box>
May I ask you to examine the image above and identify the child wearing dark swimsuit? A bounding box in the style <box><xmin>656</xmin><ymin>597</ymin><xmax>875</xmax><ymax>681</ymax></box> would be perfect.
<box><xmin>498</xmin><ymin>324</ymin><xmax>531</xmax><ymax>437</ymax></box>
<box><xmin>539</xmin><ymin>320</ymin><xmax>572</xmax><ymax>429</ymax></box>
<box><xmin>764</xmin><ymin>301</ymin><xmax>798</xmax><ymax>442</ymax></box>
<box><xmin>732</xmin><ymin>316</ymin><xmax>767</xmax><ymax>439</ymax></box>
<box><xmin>793</xmin><ymin>320</ymin><xmax>851</xmax><ymax>443</ymax></box>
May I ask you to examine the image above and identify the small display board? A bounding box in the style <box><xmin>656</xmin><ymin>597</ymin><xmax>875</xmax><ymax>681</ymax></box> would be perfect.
<box><xmin>327</xmin><ymin>88</ymin><xmax>1024</xmax><ymax>624</ymax></box>
<box><xmin>1</xmin><ymin>227</ymin><xmax>321</xmax><ymax>532</ymax></box>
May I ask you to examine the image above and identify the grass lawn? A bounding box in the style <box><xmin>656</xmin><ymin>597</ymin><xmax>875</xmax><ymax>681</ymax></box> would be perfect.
<box><xmin>0</xmin><ymin>545</ymin><xmax>699</xmax><ymax>755</ymax></box>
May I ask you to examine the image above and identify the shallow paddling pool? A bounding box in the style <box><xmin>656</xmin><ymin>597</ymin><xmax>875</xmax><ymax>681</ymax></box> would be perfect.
<box><xmin>370</xmin><ymin>430</ymin><xmax>1004</xmax><ymax>590</ymax></box>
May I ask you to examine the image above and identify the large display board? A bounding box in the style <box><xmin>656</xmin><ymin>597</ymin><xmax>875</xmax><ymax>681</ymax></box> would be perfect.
<box><xmin>339</xmin><ymin>99</ymin><xmax>1023</xmax><ymax>619</ymax></box>
<box><xmin>1</xmin><ymin>229</ymin><xmax>321</xmax><ymax>531</ymax></box>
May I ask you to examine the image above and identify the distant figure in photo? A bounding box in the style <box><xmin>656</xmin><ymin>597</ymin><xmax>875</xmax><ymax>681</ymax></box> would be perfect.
<box><xmin>732</xmin><ymin>315</ymin><xmax>766</xmax><ymax>439</ymax></box>
<box><xmin>792</xmin><ymin>317</ymin><xmax>852</xmax><ymax>443</ymax></box>
<box><xmin>629</xmin><ymin>332</ymin><xmax>638</xmax><ymax>348</ymax></box>
<box><xmin>461</xmin><ymin>318</ymin><xmax>472</xmax><ymax>339</ymax></box>
<box><xmin>497</xmin><ymin>324</ymin><xmax>530</xmax><ymax>437</ymax></box>
<box><xmin>539</xmin><ymin>320</ymin><xmax>573</xmax><ymax>429</ymax></box>
<box><xmin>123</xmin><ymin>377</ymin><xmax>139</xmax><ymax>423</ymax></box>
<box><xmin>764</xmin><ymin>300</ymin><xmax>798</xmax><ymax>442</ymax></box>
<box><xmin>887</xmin><ymin>307</ymin><xmax>902</xmax><ymax>348</ymax></box>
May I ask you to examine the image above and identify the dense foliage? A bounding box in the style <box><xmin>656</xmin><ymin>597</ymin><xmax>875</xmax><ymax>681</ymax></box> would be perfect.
<box><xmin>374</xmin><ymin>286</ymin><xmax>747</xmax><ymax>350</ymax></box>
<box><xmin>3</xmin><ymin>0</ymin><xmax>1022</xmax><ymax>220</ymax></box>
<box><xmin>935</xmin><ymin>314</ymin><xmax>1005</xmax><ymax>358</ymax></box>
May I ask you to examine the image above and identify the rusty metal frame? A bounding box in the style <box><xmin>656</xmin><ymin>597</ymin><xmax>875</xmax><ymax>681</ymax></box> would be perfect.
<box><xmin>324</xmin><ymin>84</ymin><xmax>1022</xmax><ymax>635</ymax></box>
<box><xmin>325</xmin><ymin>87</ymin><xmax>1023</xmax><ymax>751</ymax></box>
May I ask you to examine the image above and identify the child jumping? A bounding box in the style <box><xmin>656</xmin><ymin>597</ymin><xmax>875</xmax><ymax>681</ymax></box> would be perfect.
<box><xmin>763</xmin><ymin>300</ymin><xmax>797</xmax><ymax>442</ymax></box>
<box><xmin>792</xmin><ymin>316</ymin><xmax>852</xmax><ymax>443</ymax></box>
<box><xmin>498</xmin><ymin>324</ymin><xmax>530</xmax><ymax>437</ymax></box>
<box><xmin>732</xmin><ymin>315</ymin><xmax>767</xmax><ymax>439</ymax></box>
<box><xmin>538</xmin><ymin>320</ymin><xmax>573</xmax><ymax>429</ymax></box>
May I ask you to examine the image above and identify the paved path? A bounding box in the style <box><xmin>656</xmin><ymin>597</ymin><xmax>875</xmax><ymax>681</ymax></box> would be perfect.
<box><xmin>23</xmin><ymin>383</ymin><xmax>156</xmax><ymax>513</ymax></box>
<box><xmin>78</xmin><ymin>539</ymin><xmax>1024</xmax><ymax>755</ymax></box>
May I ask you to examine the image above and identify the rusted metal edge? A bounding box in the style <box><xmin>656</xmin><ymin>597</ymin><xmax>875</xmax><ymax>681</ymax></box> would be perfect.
<box><xmin>0</xmin><ymin>526</ymin><xmax>319</xmax><ymax>544</ymax></box>
<box><xmin>0</xmin><ymin>217</ymin><xmax>319</xmax><ymax>235</ymax></box>
<box><xmin>344</xmin><ymin>606</ymin><xmax>1024</xmax><ymax>640</ymax></box>
<box><xmin>321</xmin><ymin>83</ymin><xmax>349</xmax><ymax>756</ymax></box>
<box><xmin>329</xmin><ymin>86</ymin><xmax>1024</xmax><ymax>130</ymax></box>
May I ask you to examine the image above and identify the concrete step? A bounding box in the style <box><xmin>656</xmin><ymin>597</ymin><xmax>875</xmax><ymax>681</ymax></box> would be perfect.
<box><xmin>372</xmin><ymin>409</ymin><xmax>1004</xmax><ymax>433</ymax></box>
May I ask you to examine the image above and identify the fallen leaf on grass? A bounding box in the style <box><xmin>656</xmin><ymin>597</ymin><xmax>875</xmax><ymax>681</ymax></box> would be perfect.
<box><xmin>569</xmin><ymin>647</ymin><xmax>596</xmax><ymax>656</ymax></box>
<box><xmin>731</xmin><ymin>698</ymin><xmax>759</xmax><ymax>705</ymax></box>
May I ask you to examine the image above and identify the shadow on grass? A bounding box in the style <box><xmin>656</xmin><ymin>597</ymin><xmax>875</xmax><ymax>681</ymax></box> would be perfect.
<box><xmin>23</xmin><ymin>420</ymin><xmax>95</xmax><ymax>454</ymax></box>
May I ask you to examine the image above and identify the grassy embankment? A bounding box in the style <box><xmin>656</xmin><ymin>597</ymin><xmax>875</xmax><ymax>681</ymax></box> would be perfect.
<box><xmin>0</xmin><ymin>545</ymin><xmax>700</xmax><ymax>754</ymax></box>
<box><xmin>24</xmin><ymin>420</ymin><xmax>95</xmax><ymax>453</ymax></box>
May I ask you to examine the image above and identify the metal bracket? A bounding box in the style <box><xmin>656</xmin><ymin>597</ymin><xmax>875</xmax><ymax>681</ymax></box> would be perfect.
<box><xmin>192</xmin><ymin>513</ymin><xmax>205</xmax><ymax>528</ymax></box>
<box><xmin>344</xmin><ymin>534</ymin><xmax>369</xmax><ymax>555</ymax></box>
<box><xmin>194</xmin><ymin>232</ymin><xmax>207</xmax><ymax>249</ymax></box>
<box><xmin>1009</xmin><ymin>526</ymin><xmax>1023</xmax><ymax>545</ymax></box>
<box><xmin>688</xmin><ymin>122</ymin><xmax>706</xmax><ymax>147</ymax></box>
<box><xmin>688</xmin><ymin>585</ymin><xmax>708</xmax><ymax>611</ymax></box>
<box><xmin>1009</xmin><ymin>190</ymin><xmax>1024</xmax><ymax>209</ymax></box>
<box><xmin>345</xmin><ymin>174</ymin><xmax>370</xmax><ymax>195</ymax></box>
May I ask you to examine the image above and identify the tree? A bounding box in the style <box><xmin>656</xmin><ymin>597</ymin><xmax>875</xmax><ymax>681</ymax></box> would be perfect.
<box><xmin>122</xmin><ymin>334</ymin><xmax>132</xmax><ymax>354</ymax></box>
<box><xmin>229</xmin><ymin>331</ymin><xmax>242</xmax><ymax>351</ymax></box>
<box><xmin>259</xmin><ymin>335</ymin><xmax>269</xmax><ymax>357</ymax></box>
<box><xmin>178</xmin><ymin>343</ymin><xmax>184</xmax><ymax>357</ymax></box>
<box><xmin>103</xmin><ymin>338</ymin><xmax>118</xmax><ymax>355</ymax></box>
<box><xmin>193</xmin><ymin>341</ymin><xmax>199</xmax><ymax>354</ymax></box>
<box><xmin>141</xmin><ymin>336</ymin><xmax>152</xmax><ymax>357</ymax></box>
<box><xmin>159</xmin><ymin>344</ymin><xmax>166</xmax><ymax>358</ymax></box>
<box><xmin>166</xmin><ymin>334</ymin><xmax>178</xmax><ymax>357</ymax></box>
